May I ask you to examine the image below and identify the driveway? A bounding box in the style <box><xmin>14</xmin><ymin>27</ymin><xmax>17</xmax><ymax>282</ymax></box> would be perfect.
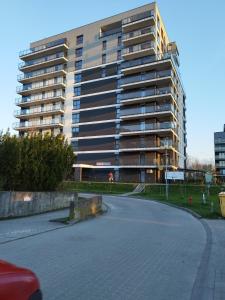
<box><xmin>0</xmin><ymin>196</ymin><xmax>207</xmax><ymax>300</ymax></box>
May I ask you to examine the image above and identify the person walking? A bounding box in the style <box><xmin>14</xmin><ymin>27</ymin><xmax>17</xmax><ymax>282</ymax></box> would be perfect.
<box><xmin>108</xmin><ymin>171</ymin><xmax>114</xmax><ymax>183</ymax></box>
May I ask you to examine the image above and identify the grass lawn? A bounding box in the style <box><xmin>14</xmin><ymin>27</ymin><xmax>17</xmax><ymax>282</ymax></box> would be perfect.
<box><xmin>60</xmin><ymin>181</ymin><xmax>135</xmax><ymax>194</ymax></box>
<box><xmin>137</xmin><ymin>184</ymin><xmax>224</xmax><ymax>219</ymax></box>
<box><xmin>60</xmin><ymin>181</ymin><xmax>224</xmax><ymax>219</ymax></box>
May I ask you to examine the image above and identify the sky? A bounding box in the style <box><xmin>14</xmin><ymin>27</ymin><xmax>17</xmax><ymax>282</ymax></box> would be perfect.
<box><xmin>0</xmin><ymin>0</ymin><xmax>224</xmax><ymax>162</ymax></box>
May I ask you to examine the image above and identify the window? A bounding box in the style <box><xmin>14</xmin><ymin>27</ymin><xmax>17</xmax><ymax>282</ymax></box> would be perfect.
<box><xmin>102</xmin><ymin>54</ymin><xmax>106</xmax><ymax>64</ymax></box>
<box><xmin>75</xmin><ymin>60</ymin><xmax>82</xmax><ymax>70</ymax></box>
<box><xmin>74</xmin><ymin>86</ymin><xmax>81</xmax><ymax>96</ymax></box>
<box><xmin>71</xmin><ymin>140</ymin><xmax>78</xmax><ymax>149</ymax></box>
<box><xmin>118</xmin><ymin>36</ymin><xmax>122</xmax><ymax>46</ymax></box>
<box><xmin>75</xmin><ymin>47</ymin><xmax>83</xmax><ymax>57</ymax></box>
<box><xmin>73</xmin><ymin>100</ymin><xmax>80</xmax><ymax>109</ymax></box>
<box><xmin>76</xmin><ymin>35</ymin><xmax>83</xmax><ymax>45</ymax></box>
<box><xmin>102</xmin><ymin>68</ymin><xmax>106</xmax><ymax>78</ymax></box>
<box><xmin>75</xmin><ymin>73</ymin><xmax>82</xmax><ymax>83</ymax></box>
<box><xmin>117</xmin><ymin>50</ymin><xmax>121</xmax><ymax>60</ymax></box>
<box><xmin>72</xmin><ymin>113</ymin><xmax>80</xmax><ymax>124</ymax></box>
<box><xmin>102</xmin><ymin>40</ymin><xmax>107</xmax><ymax>50</ymax></box>
<box><xmin>72</xmin><ymin>127</ymin><xmax>79</xmax><ymax>137</ymax></box>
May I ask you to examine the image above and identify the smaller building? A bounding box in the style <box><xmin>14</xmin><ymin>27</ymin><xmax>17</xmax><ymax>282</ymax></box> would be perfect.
<box><xmin>214</xmin><ymin>125</ymin><xmax>225</xmax><ymax>178</ymax></box>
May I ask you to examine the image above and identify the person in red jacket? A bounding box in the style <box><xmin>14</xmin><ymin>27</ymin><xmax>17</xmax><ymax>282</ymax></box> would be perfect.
<box><xmin>108</xmin><ymin>171</ymin><xmax>114</xmax><ymax>183</ymax></box>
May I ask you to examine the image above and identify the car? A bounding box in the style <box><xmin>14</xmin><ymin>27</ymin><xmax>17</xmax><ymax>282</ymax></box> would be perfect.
<box><xmin>0</xmin><ymin>260</ymin><xmax>42</xmax><ymax>300</ymax></box>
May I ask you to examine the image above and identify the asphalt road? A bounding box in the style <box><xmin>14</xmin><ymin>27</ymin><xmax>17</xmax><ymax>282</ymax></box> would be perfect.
<box><xmin>0</xmin><ymin>196</ymin><xmax>208</xmax><ymax>300</ymax></box>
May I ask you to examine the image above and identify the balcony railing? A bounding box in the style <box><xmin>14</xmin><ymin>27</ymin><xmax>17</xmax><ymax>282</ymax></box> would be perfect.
<box><xmin>15</xmin><ymin>91</ymin><xmax>65</xmax><ymax>105</ymax></box>
<box><xmin>120</xmin><ymin>122</ymin><xmax>176</xmax><ymax>133</ymax></box>
<box><xmin>19</xmin><ymin>38</ymin><xmax>67</xmax><ymax>57</ymax></box>
<box><xmin>123</xmin><ymin>26</ymin><xmax>155</xmax><ymax>41</ymax></box>
<box><xmin>19</xmin><ymin>52</ymin><xmax>66</xmax><ymax>69</ymax></box>
<box><xmin>122</xmin><ymin>10</ymin><xmax>155</xmax><ymax>25</ymax></box>
<box><xmin>121</xmin><ymin>53</ymin><xmax>172</xmax><ymax>70</ymax></box>
<box><xmin>16</xmin><ymin>78</ymin><xmax>66</xmax><ymax>93</ymax></box>
<box><xmin>123</xmin><ymin>41</ymin><xmax>155</xmax><ymax>55</ymax></box>
<box><xmin>100</xmin><ymin>27</ymin><xmax>121</xmax><ymax>38</ymax></box>
<box><xmin>120</xmin><ymin>70</ymin><xmax>172</xmax><ymax>85</ymax></box>
<box><xmin>120</xmin><ymin>86</ymin><xmax>174</xmax><ymax>101</ymax></box>
<box><xmin>14</xmin><ymin>105</ymin><xmax>64</xmax><ymax>116</ymax></box>
<box><xmin>120</xmin><ymin>104</ymin><xmax>174</xmax><ymax>117</ymax></box>
<box><xmin>17</xmin><ymin>65</ymin><xmax>65</xmax><ymax>81</ymax></box>
<box><xmin>14</xmin><ymin>119</ymin><xmax>64</xmax><ymax>129</ymax></box>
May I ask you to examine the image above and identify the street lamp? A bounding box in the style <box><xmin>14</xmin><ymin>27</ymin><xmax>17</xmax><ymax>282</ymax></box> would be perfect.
<box><xmin>164</xmin><ymin>138</ymin><xmax>169</xmax><ymax>201</ymax></box>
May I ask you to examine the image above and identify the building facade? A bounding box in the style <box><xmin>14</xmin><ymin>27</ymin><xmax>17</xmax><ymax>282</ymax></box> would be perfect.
<box><xmin>15</xmin><ymin>3</ymin><xmax>187</xmax><ymax>183</ymax></box>
<box><xmin>214</xmin><ymin>125</ymin><xmax>225</xmax><ymax>177</ymax></box>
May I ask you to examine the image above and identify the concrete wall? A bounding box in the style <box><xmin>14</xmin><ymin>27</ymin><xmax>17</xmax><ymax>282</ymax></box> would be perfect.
<box><xmin>0</xmin><ymin>191</ymin><xmax>102</xmax><ymax>219</ymax></box>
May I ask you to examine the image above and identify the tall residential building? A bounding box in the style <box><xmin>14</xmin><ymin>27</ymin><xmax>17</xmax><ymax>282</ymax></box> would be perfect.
<box><xmin>214</xmin><ymin>125</ymin><xmax>225</xmax><ymax>177</ymax></box>
<box><xmin>14</xmin><ymin>3</ymin><xmax>187</xmax><ymax>183</ymax></box>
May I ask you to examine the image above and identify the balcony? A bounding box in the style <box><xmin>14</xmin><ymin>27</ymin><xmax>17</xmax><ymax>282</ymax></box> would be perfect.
<box><xmin>121</xmin><ymin>53</ymin><xmax>173</xmax><ymax>75</ymax></box>
<box><xmin>16</xmin><ymin>79</ymin><xmax>66</xmax><ymax>95</ymax></box>
<box><xmin>19</xmin><ymin>52</ymin><xmax>68</xmax><ymax>72</ymax></box>
<box><xmin>15</xmin><ymin>91</ymin><xmax>65</xmax><ymax>107</ymax></box>
<box><xmin>120</xmin><ymin>104</ymin><xmax>175</xmax><ymax>120</ymax></box>
<box><xmin>123</xmin><ymin>41</ymin><xmax>156</xmax><ymax>60</ymax></box>
<box><xmin>14</xmin><ymin>105</ymin><xmax>64</xmax><ymax>119</ymax></box>
<box><xmin>123</xmin><ymin>26</ymin><xmax>156</xmax><ymax>46</ymax></box>
<box><xmin>120</xmin><ymin>122</ymin><xmax>177</xmax><ymax>135</ymax></box>
<box><xmin>122</xmin><ymin>10</ymin><xmax>155</xmax><ymax>33</ymax></box>
<box><xmin>19</xmin><ymin>38</ymin><xmax>68</xmax><ymax>60</ymax></box>
<box><xmin>120</xmin><ymin>70</ymin><xmax>173</xmax><ymax>89</ymax></box>
<box><xmin>17</xmin><ymin>65</ymin><xmax>66</xmax><ymax>83</ymax></box>
<box><xmin>14</xmin><ymin>119</ymin><xmax>64</xmax><ymax>131</ymax></box>
<box><xmin>120</xmin><ymin>87</ymin><xmax>176</xmax><ymax>105</ymax></box>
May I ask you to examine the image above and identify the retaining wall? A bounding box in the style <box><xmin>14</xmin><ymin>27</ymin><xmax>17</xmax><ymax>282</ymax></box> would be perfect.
<box><xmin>0</xmin><ymin>191</ymin><xmax>102</xmax><ymax>219</ymax></box>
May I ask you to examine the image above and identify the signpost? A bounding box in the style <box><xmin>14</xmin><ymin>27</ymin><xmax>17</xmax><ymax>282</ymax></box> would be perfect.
<box><xmin>165</xmin><ymin>171</ymin><xmax>185</xmax><ymax>181</ymax></box>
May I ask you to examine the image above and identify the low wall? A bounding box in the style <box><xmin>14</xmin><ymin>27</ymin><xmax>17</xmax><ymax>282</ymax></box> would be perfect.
<box><xmin>0</xmin><ymin>191</ymin><xmax>102</xmax><ymax>219</ymax></box>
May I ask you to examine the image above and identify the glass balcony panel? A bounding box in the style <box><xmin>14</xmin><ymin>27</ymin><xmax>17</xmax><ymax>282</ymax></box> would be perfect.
<box><xmin>19</xmin><ymin>38</ymin><xmax>67</xmax><ymax>57</ymax></box>
<box><xmin>17</xmin><ymin>65</ymin><xmax>64</xmax><ymax>81</ymax></box>
<box><xmin>19</xmin><ymin>52</ymin><xmax>65</xmax><ymax>69</ymax></box>
<box><xmin>123</xmin><ymin>26</ymin><xmax>155</xmax><ymax>40</ymax></box>
<box><xmin>123</xmin><ymin>41</ymin><xmax>155</xmax><ymax>55</ymax></box>
<box><xmin>122</xmin><ymin>10</ymin><xmax>155</xmax><ymax>25</ymax></box>
<box><xmin>121</xmin><ymin>53</ymin><xmax>171</xmax><ymax>69</ymax></box>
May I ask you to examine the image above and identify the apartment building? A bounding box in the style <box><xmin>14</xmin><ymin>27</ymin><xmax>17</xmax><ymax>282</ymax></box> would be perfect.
<box><xmin>215</xmin><ymin>125</ymin><xmax>225</xmax><ymax>177</ymax></box>
<box><xmin>14</xmin><ymin>2</ymin><xmax>187</xmax><ymax>183</ymax></box>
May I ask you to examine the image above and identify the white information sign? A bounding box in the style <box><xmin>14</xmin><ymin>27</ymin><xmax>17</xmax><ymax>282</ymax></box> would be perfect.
<box><xmin>165</xmin><ymin>171</ymin><xmax>184</xmax><ymax>180</ymax></box>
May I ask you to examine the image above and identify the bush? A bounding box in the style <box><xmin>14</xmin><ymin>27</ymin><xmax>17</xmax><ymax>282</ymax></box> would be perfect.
<box><xmin>0</xmin><ymin>132</ymin><xmax>75</xmax><ymax>191</ymax></box>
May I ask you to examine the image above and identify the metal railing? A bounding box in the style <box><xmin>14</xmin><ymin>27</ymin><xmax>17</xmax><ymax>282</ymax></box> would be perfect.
<box><xmin>120</xmin><ymin>121</ymin><xmax>176</xmax><ymax>133</ymax></box>
<box><xmin>123</xmin><ymin>26</ymin><xmax>155</xmax><ymax>41</ymax></box>
<box><xmin>19</xmin><ymin>52</ymin><xmax>66</xmax><ymax>69</ymax></box>
<box><xmin>121</xmin><ymin>53</ymin><xmax>172</xmax><ymax>69</ymax></box>
<box><xmin>123</xmin><ymin>41</ymin><xmax>155</xmax><ymax>55</ymax></box>
<box><xmin>17</xmin><ymin>65</ymin><xmax>65</xmax><ymax>81</ymax></box>
<box><xmin>15</xmin><ymin>91</ymin><xmax>65</xmax><ymax>105</ymax></box>
<box><xmin>122</xmin><ymin>10</ymin><xmax>155</xmax><ymax>25</ymax></box>
<box><xmin>14</xmin><ymin>105</ymin><xmax>64</xmax><ymax>116</ymax></box>
<box><xmin>120</xmin><ymin>69</ymin><xmax>172</xmax><ymax>85</ymax></box>
<box><xmin>100</xmin><ymin>27</ymin><xmax>121</xmax><ymax>38</ymax></box>
<box><xmin>120</xmin><ymin>86</ymin><xmax>173</xmax><ymax>101</ymax></box>
<box><xmin>120</xmin><ymin>104</ymin><xmax>174</xmax><ymax>117</ymax></box>
<box><xmin>16</xmin><ymin>78</ymin><xmax>65</xmax><ymax>93</ymax></box>
<box><xmin>14</xmin><ymin>119</ymin><xmax>64</xmax><ymax>129</ymax></box>
<box><xmin>19</xmin><ymin>38</ymin><xmax>67</xmax><ymax>57</ymax></box>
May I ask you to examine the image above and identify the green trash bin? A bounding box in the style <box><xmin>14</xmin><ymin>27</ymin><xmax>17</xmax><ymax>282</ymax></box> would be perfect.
<box><xmin>219</xmin><ymin>192</ymin><xmax>225</xmax><ymax>217</ymax></box>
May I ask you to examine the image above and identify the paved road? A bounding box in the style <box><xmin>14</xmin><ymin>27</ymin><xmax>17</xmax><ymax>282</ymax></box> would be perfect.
<box><xmin>0</xmin><ymin>196</ymin><xmax>207</xmax><ymax>300</ymax></box>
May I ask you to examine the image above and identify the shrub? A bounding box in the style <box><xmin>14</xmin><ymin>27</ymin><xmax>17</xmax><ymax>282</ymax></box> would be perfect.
<box><xmin>0</xmin><ymin>132</ymin><xmax>75</xmax><ymax>191</ymax></box>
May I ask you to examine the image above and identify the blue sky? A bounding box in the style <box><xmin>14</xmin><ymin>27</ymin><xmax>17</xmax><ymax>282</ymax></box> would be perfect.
<box><xmin>0</xmin><ymin>0</ymin><xmax>224</xmax><ymax>162</ymax></box>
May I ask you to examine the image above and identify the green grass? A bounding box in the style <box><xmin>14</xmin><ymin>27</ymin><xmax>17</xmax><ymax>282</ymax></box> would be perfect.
<box><xmin>60</xmin><ymin>181</ymin><xmax>224</xmax><ymax>219</ymax></box>
<box><xmin>59</xmin><ymin>181</ymin><xmax>135</xmax><ymax>194</ymax></box>
<box><xmin>137</xmin><ymin>184</ymin><xmax>223</xmax><ymax>218</ymax></box>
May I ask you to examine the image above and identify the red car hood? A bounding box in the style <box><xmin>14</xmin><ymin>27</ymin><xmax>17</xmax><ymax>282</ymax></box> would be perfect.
<box><xmin>0</xmin><ymin>260</ymin><xmax>41</xmax><ymax>299</ymax></box>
